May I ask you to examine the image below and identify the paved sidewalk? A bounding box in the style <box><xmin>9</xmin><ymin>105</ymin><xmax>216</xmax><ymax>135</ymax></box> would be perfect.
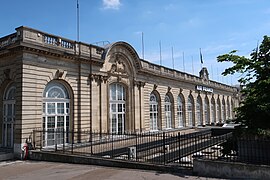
<box><xmin>0</xmin><ymin>160</ymin><xmax>226</xmax><ymax>180</ymax></box>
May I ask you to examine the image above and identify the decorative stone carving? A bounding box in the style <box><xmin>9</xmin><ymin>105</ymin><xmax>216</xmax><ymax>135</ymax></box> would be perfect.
<box><xmin>199</xmin><ymin>67</ymin><xmax>209</xmax><ymax>81</ymax></box>
<box><xmin>109</xmin><ymin>55</ymin><xmax>127</xmax><ymax>75</ymax></box>
<box><xmin>90</xmin><ymin>74</ymin><xmax>108</xmax><ymax>84</ymax></box>
<box><xmin>167</xmin><ymin>86</ymin><xmax>171</xmax><ymax>92</ymax></box>
<box><xmin>154</xmin><ymin>84</ymin><xmax>158</xmax><ymax>90</ymax></box>
<box><xmin>55</xmin><ymin>69</ymin><xmax>64</xmax><ymax>79</ymax></box>
<box><xmin>134</xmin><ymin>80</ymin><xmax>146</xmax><ymax>88</ymax></box>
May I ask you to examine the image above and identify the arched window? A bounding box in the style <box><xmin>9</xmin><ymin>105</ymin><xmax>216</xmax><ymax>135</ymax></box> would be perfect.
<box><xmin>217</xmin><ymin>99</ymin><xmax>221</xmax><ymax>123</ymax></box>
<box><xmin>222</xmin><ymin>99</ymin><xmax>226</xmax><ymax>123</ymax></box>
<box><xmin>227</xmin><ymin>99</ymin><xmax>230</xmax><ymax>119</ymax></box>
<box><xmin>43</xmin><ymin>82</ymin><xmax>70</xmax><ymax>146</ymax></box>
<box><xmin>211</xmin><ymin>98</ymin><xmax>216</xmax><ymax>124</ymax></box>
<box><xmin>204</xmin><ymin>97</ymin><xmax>210</xmax><ymax>125</ymax></box>
<box><xmin>187</xmin><ymin>95</ymin><xmax>193</xmax><ymax>127</ymax></box>
<box><xmin>150</xmin><ymin>93</ymin><xmax>158</xmax><ymax>131</ymax></box>
<box><xmin>110</xmin><ymin>83</ymin><xmax>125</xmax><ymax>134</ymax></box>
<box><xmin>2</xmin><ymin>85</ymin><xmax>16</xmax><ymax>148</ymax></box>
<box><xmin>231</xmin><ymin>99</ymin><xmax>234</xmax><ymax>118</ymax></box>
<box><xmin>196</xmin><ymin>96</ymin><xmax>202</xmax><ymax>126</ymax></box>
<box><xmin>164</xmin><ymin>95</ymin><xmax>172</xmax><ymax>129</ymax></box>
<box><xmin>177</xmin><ymin>95</ymin><xmax>184</xmax><ymax>127</ymax></box>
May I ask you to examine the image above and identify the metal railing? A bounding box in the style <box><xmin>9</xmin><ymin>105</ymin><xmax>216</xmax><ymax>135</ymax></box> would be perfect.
<box><xmin>34</xmin><ymin>129</ymin><xmax>270</xmax><ymax>167</ymax></box>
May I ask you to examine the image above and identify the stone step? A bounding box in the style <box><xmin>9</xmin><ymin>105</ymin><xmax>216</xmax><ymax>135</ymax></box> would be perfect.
<box><xmin>0</xmin><ymin>150</ymin><xmax>14</xmax><ymax>161</ymax></box>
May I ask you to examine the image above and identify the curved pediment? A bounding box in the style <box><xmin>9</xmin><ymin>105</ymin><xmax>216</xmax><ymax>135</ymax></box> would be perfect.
<box><xmin>102</xmin><ymin>41</ymin><xmax>142</xmax><ymax>78</ymax></box>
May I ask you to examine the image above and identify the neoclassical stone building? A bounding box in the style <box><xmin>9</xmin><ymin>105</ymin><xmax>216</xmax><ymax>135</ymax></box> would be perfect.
<box><xmin>0</xmin><ymin>26</ymin><xmax>240</xmax><ymax>154</ymax></box>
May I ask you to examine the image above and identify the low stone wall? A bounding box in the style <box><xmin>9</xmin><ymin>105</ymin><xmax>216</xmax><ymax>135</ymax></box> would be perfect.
<box><xmin>29</xmin><ymin>150</ymin><xmax>192</xmax><ymax>175</ymax></box>
<box><xmin>193</xmin><ymin>159</ymin><xmax>270</xmax><ymax>179</ymax></box>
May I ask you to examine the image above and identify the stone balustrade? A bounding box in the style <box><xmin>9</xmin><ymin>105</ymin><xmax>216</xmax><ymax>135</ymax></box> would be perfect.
<box><xmin>0</xmin><ymin>26</ymin><xmax>104</xmax><ymax>61</ymax></box>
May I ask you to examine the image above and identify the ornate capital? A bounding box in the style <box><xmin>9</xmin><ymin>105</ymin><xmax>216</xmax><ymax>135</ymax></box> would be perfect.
<box><xmin>134</xmin><ymin>80</ymin><xmax>146</xmax><ymax>88</ymax></box>
<box><xmin>90</xmin><ymin>74</ymin><xmax>108</xmax><ymax>85</ymax></box>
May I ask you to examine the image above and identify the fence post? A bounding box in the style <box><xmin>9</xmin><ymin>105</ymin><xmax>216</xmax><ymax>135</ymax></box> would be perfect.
<box><xmin>90</xmin><ymin>130</ymin><xmax>93</xmax><ymax>155</ymax></box>
<box><xmin>71</xmin><ymin>130</ymin><xmax>74</xmax><ymax>154</ymax></box>
<box><xmin>32</xmin><ymin>130</ymin><xmax>36</xmax><ymax>150</ymax></box>
<box><xmin>63</xmin><ymin>128</ymin><xmax>65</xmax><ymax>153</ymax></box>
<box><xmin>135</xmin><ymin>132</ymin><xmax>138</xmax><ymax>161</ymax></box>
<box><xmin>111</xmin><ymin>133</ymin><xmax>114</xmax><ymax>158</ymax></box>
<box><xmin>163</xmin><ymin>132</ymin><xmax>166</xmax><ymax>165</ymax></box>
<box><xmin>55</xmin><ymin>129</ymin><xmax>57</xmax><ymax>152</ymax></box>
<box><xmin>41</xmin><ymin>130</ymin><xmax>43</xmax><ymax>150</ymax></box>
<box><xmin>178</xmin><ymin>132</ymin><xmax>181</xmax><ymax>163</ymax></box>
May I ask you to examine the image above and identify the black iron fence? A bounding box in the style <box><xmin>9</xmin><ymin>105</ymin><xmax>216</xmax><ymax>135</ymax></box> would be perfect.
<box><xmin>31</xmin><ymin>129</ymin><xmax>270</xmax><ymax>167</ymax></box>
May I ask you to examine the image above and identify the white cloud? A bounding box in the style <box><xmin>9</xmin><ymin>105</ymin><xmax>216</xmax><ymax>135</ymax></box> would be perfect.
<box><xmin>102</xmin><ymin>0</ymin><xmax>121</xmax><ymax>10</ymax></box>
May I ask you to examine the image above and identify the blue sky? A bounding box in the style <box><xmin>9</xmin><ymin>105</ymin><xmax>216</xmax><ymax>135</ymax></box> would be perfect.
<box><xmin>1</xmin><ymin>0</ymin><xmax>270</xmax><ymax>85</ymax></box>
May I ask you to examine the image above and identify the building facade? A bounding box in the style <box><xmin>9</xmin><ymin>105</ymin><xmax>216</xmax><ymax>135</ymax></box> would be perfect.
<box><xmin>0</xmin><ymin>27</ymin><xmax>240</xmax><ymax>155</ymax></box>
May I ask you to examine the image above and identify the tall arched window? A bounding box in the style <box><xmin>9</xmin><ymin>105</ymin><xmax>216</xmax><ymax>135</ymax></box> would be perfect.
<box><xmin>204</xmin><ymin>97</ymin><xmax>210</xmax><ymax>125</ymax></box>
<box><xmin>217</xmin><ymin>99</ymin><xmax>221</xmax><ymax>123</ymax></box>
<box><xmin>3</xmin><ymin>85</ymin><xmax>16</xmax><ymax>148</ymax></box>
<box><xmin>187</xmin><ymin>95</ymin><xmax>193</xmax><ymax>127</ymax></box>
<box><xmin>164</xmin><ymin>95</ymin><xmax>172</xmax><ymax>129</ymax></box>
<box><xmin>222</xmin><ymin>99</ymin><xmax>226</xmax><ymax>123</ymax></box>
<box><xmin>231</xmin><ymin>99</ymin><xmax>234</xmax><ymax>118</ymax></box>
<box><xmin>177</xmin><ymin>95</ymin><xmax>184</xmax><ymax>127</ymax></box>
<box><xmin>110</xmin><ymin>83</ymin><xmax>126</xmax><ymax>134</ymax></box>
<box><xmin>43</xmin><ymin>82</ymin><xmax>70</xmax><ymax>146</ymax></box>
<box><xmin>150</xmin><ymin>93</ymin><xmax>158</xmax><ymax>131</ymax></box>
<box><xmin>211</xmin><ymin>98</ymin><xmax>216</xmax><ymax>124</ymax></box>
<box><xmin>196</xmin><ymin>96</ymin><xmax>202</xmax><ymax>126</ymax></box>
<box><xmin>227</xmin><ymin>99</ymin><xmax>230</xmax><ymax>119</ymax></box>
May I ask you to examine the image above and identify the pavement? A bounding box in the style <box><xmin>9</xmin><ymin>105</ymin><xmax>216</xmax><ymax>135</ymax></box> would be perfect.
<box><xmin>0</xmin><ymin>160</ymin><xmax>226</xmax><ymax>180</ymax></box>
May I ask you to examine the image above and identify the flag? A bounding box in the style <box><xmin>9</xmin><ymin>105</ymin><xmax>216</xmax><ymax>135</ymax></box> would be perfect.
<box><xmin>200</xmin><ymin>48</ymin><xmax>203</xmax><ymax>64</ymax></box>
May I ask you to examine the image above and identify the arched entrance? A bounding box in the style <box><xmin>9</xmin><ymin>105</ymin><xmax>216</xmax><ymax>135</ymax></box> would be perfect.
<box><xmin>42</xmin><ymin>82</ymin><xmax>70</xmax><ymax>146</ymax></box>
<box><xmin>2</xmin><ymin>85</ymin><xmax>16</xmax><ymax>148</ymax></box>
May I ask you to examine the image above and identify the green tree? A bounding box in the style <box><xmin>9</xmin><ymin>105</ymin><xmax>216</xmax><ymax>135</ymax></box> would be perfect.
<box><xmin>217</xmin><ymin>36</ymin><xmax>270</xmax><ymax>135</ymax></box>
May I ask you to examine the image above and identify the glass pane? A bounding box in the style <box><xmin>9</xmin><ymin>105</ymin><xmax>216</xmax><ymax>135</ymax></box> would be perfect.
<box><xmin>111</xmin><ymin>84</ymin><xmax>116</xmax><ymax>100</ymax></box>
<box><xmin>43</xmin><ymin>117</ymin><xmax>46</xmax><ymax>129</ymax></box>
<box><xmin>7</xmin><ymin>104</ymin><xmax>12</xmax><ymax>116</ymax></box>
<box><xmin>7</xmin><ymin>88</ymin><xmax>15</xmax><ymax>100</ymax></box>
<box><xmin>57</xmin><ymin>103</ymin><xmax>64</xmax><ymax>114</ymax></box>
<box><xmin>118</xmin><ymin>114</ymin><xmax>123</xmax><ymax>133</ymax></box>
<box><xmin>47</xmin><ymin>103</ymin><xmax>55</xmax><ymax>114</ymax></box>
<box><xmin>66</xmin><ymin>116</ymin><xmax>69</xmax><ymax>128</ymax></box>
<box><xmin>43</xmin><ymin>103</ymin><xmax>46</xmax><ymax>114</ymax></box>
<box><xmin>66</xmin><ymin>103</ymin><xmax>70</xmax><ymax>114</ymax></box>
<box><xmin>111</xmin><ymin>104</ymin><xmax>116</xmax><ymax>112</ymax></box>
<box><xmin>117</xmin><ymin>84</ymin><xmax>122</xmax><ymax>100</ymax></box>
<box><xmin>47</xmin><ymin>116</ymin><xmax>55</xmax><ymax>128</ymax></box>
<box><xmin>48</xmin><ymin>87</ymin><xmax>64</xmax><ymax>98</ymax></box>
<box><xmin>112</xmin><ymin>114</ymin><xmax>117</xmax><ymax>133</ymax></box>
<box><xmin>57</xmin><ymin>116</ymin><xmax>64</xmax><ymax>128</ymax></box>
<box><xmin>3</xmin><ymin>104</ymin><xmax>6</xmax><ymax>116</ymax></box>
<box><xmin>118</xmin><ymin>104</ymin><xmax>122</xmax><ymax>112</ymax></box>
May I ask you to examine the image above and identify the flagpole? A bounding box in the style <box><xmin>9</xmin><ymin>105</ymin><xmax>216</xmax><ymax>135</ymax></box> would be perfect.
<box><xmin>191</xmin><ymin>56</ymin><xmax>194</xmax><ymax>75</ymax></box>
<box><xmin>183</xmin><ymin>51</ymin><xmax>185</xmax><ymax>72</ymax></box>
<box><xmin>77</xmin><ymin>0</ymin><xmax>79</xmax><ymax>42</ymax></box>
<box><xmin>172</xmin><ymin>47</ymin><xmax>174</xmax><ymax>70</ymax></box>
<box><xmin>142</xmin><ymin>32</ymin><xmax>144</xmax><ymax>60</ymax></box>
<box><xmin>159</xmin><ymin>41</ymin><xmax>162</xmax><ymax>67</ymax></box>
<box><xmin>211</xmin><ymin>64</ymin><xmax>213</xmax><ymax>80</ymax></box>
